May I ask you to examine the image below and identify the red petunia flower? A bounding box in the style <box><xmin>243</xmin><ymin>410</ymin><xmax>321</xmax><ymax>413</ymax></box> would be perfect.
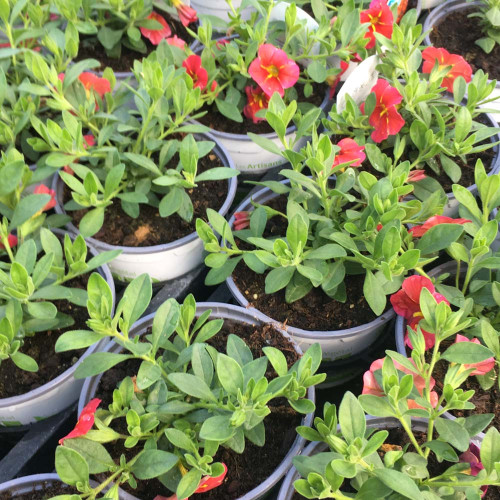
<box><xmin>243</xmin><ymin>86</ymin><xmax>270</xmax><ymax>124</ymax></box>
<box><xmin>459</xmin><ymin>444</ymin><xmax>488</xmax><ymax>497</ymax></box>
<box><xmin>409</xmin><ymin>215</ymin><xmax>472</xmax><ymax>238</ymax></box>
<box><xmin>248</xmin><ymin>44</ymin><xmax>299</xmax><ymax>98</ymax></box>
<box><xmin>363</xmin><ymin>357</ymin><xmax>438</xmax><ymax>409</ymax></box>
<box><xmin>182</xmin><ymin>55</ymin><xmax>208</xmax><ymax>90</ymax></box>
<box><xmin>332</xmin><ymin>138</ymin><xmax>366</xmax><ymax>169</ymax></box>
<box><xmin>171</xmin><ymin>0</ymin><xmax>198</xmax><ymax>26</ymax></box>
<box><xmin>78</xmin><ymin>73</ymin><xmax>111</xmax><ymax>99</ymax></box>
<box><xmin>166</xmin><ymin>35</ymin><xmax>186</xmax><ymax>49</ymax></box>
<box><xmin>33</xmin><ymin>184</ymin><xmax>57</xmax><ymax>212</ymax></box>
<box><xmin>154</xmin><ymin>464</ymin><xmax>227</xmax><ymax>500</ymax></box>
<box><xmin>0</xmin><ymin>234</ymin><xmax>18</xmax><ymax>250</ymax></box>
<box><xmin>140</xmin><ymin>12</ymin><xmax>172</xmax><ymax>45</ymax></box>
<box><xmin>422</xmin><ymin>47</ymin><xmax>472</xmax><ymax>93</ymax></box>
<box><xmin>366</xmin><ymin>79</ymin><xmax>405</xmax><ymax>143</ymax></box>
<box><xmin>407</xmin><ymin>169</ymin><xmax>426</xmax><ymax>183</ymax></box>
<box><xmin>455</xmin><ymin>335</ymin><xmax>495</xmax><ymax>376</ymax></box>
<box><xmin>360</xmin><ymin>0</ymin><xmax>394</xmax><ymax>50</ymax></box>
<box><xmin>64</xmin><ymin>134</ymin><xmax>95</xmax><ymax>175</ymax></box>
<box><xmin>59</xmin><ymin>398</ymin><xmax>101</xmax><ymax>445</ymax></box>
<box><xmin>234</xmin><ymin>211</ymin><xmax>251</xmax><ymax>230</ymax></box>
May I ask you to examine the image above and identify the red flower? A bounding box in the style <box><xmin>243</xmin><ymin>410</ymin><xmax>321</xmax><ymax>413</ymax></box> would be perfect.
<box><xmin>362</xmin><ymin>357</ymin><xmax>438</xmax><ymax>409</ymax></box>
<box><xmin>376</xmin><ymin>223</ymin><xmax>383</xmax><ymax>231</ymax></box>
<box><xmin>243</xmin><ymin>86</ymin><xmax>270</xmax><ymax>124</ymax></box>
<box><xmin>234</xmin><ymin>211</ymin><xmax>251</xmax><ymax>230</ymax></box>
<box><xmin>391</xmin><ymin>275</ymin><xmax>449</xmax><ymax>350</ymax></box>
<box><xmin>422</xmin><ymin>47</ymin><xmax>472</xmax><ymax>93</ymax></box>
<box><xmin>216</xmin><ymin>39</ymin><xmax>229</xmax><ymax>49</ymax></box>
<box><xmin>459</xmin><ymin>444</ymin><xmax>488</xmax><ymax>497</ymax></box>
<box><xmin>78</xmin><ymin>73</ymin><xmax>111</xmax><ymax>99</ymax></box>
<box><xmin>59</xmin><ymin>398</ymin><xmax>101</xmax><ymax>445</ymax></box>
<box><xmin>154</xmin><ymin>464</ymin><xmax>227</xmax><ymax>500</ymax></box>
<box><xmin>407</xmin><ymin>169</ymin><xmax>426</xmax><ymax>183</ymax></box>
<box><xmin>171</xmin><ymin>0</ymin><xmax>198</xmax><ymax>26</ymax></box>
<box><xmin>360</xmin><ymin>0</ymin><xmax>394</xmax><ymax>50</ymax></box>
<box><xmin>366</xmin><ymin>79</ymin><xmax>405</xmax><ymax>143</ymax></box>
<box><xmin>455</xmin><ymin>335</ymin><xmax>495</xmax><ymax>376</ymax></box>
<box><xmin>248</xmin><ymin>44</ymin><xmax>299</xmax><ymax>98</ymax></box>
<box><xmin>0</xmin><ymin>234</ymin><xmax>18</xmax><ymax>250</ymax></box>
<box><xmin>140</xmin><ymin>12</ymin><xmax>172</xmax><ymax>45</ymax></box>
<box><xmin>182</xmin><ymin>55</ymin><xmax>208</xmax><ymax>91</ymax></box>
<box><xmin>327</xmin><ymin>60</ymin><xmax>349</xmax><ymax>99</ymax></box>
<box><xmin>332</xmin><ymin>138</ymin><xmax>366</xmax><ymax>169</ymax></box>
<box><xmin>409</xmin><ymin>215</ymin><xmax>472</xmax><ymax>238</ymax></box>
<box><xmin>34</xmin><ymin>184</ymin><xmax>57</xmax><ymax>212</ymax></box>
<box><xmin>64</xmin><ymin>134</ymin><xmax>95</xmax><ymax>175</ymax></box>
<box><xmin>166</xmin><ymin>35</ymin><xmax>186</xmax><ymax>49</ymax></box>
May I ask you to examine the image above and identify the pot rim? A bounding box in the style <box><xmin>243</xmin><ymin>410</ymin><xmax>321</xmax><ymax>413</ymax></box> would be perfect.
<box><xmin>224</xmin><ymin>181</ymin><xmax>395</xmax><ymax>338</ymax></box>
<box><xmin>0</xmin><ymin>473</ymin><xmax>99</xmax><ymax>495</ymax></box>
<box><xmin>52</xmin><ymin>131</ymin><xmax>237</xmax><ymax>254</ymax></box>
<box><xmin>78</xmin><ymin>302</ymin><xmax>316</xmax><ymax>500</ymax></box>
<box><xmin>422</xmin><ymin>0</ymin><xmax>500</xmax><ymax>90</ymax></box>
<box><xmin>0</xmin><ymin>229</ymin><xmax>116</xmax><ymax>408</ymax></box>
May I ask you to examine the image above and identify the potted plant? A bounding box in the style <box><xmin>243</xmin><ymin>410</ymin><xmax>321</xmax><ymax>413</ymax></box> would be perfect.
<box><xmin>162</xmin><ymin>0</ymin><xmax>369</xmax><ymax>174</ymax></box>
<box><xmin>324</xmin><ymin>10</ymin><xmax>500</xmax><ymax>216</ymax></box>
<box><xmin>423</xmin><ymin>0</ymin><xmax>500</xmax><ymax>120</ymax></box>
<box><xmin>23</xmin><ymin>57</ymin><xmax>238</xmax><ymax>282</ymax></box>
<box><xmin>196</xmin><ymin>118</ymin><xmax>469</xmax><ymax>361</ymax></box>
<box><xmin>53</xmin><ymin>0</ymin><xmax>198</xmax><ymax>80</ymax></box>
<box><xmin>51</xmin><ymin>274</ymin><xmax>325</xmax><ymax>499</ymax></box>
<box><xmin>0</xmin><ymin>156</ymin><xmax>118</xmax><ymax>425</ymax></box>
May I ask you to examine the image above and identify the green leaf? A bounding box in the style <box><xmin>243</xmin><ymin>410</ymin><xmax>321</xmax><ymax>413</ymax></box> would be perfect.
<box><xmin>262</xmin><ymin>347</ymin><xmax>288</xmax><ymax>377</ymax></box>
<box><xmin>363</xmin><ymin>271</ymin><xmax>386</xmax><ymax>315</ymax></box>
<box><xmin>199</xmin><ymin>415</ymin><xmax>235</xmax><ymax>441</ymax></box>
<box><xmin>131</xmin><ymin>450</ymin><xmax>178</xmax><ymax>479</ymax></box>
<box><xmin>63</xmin><ymin>438</ymin><xmax>114</xmax><ymax>474</ymax></box>
<box><xmin>247</xmin><ymin>133</ymin><xmax>283</xmax><ymax>156</ymax></box>
<box><xmin>168</xmin><ymin>373</ymin><xmax>217</xmax><ymax>402</ymax></box>
<box><xmin>339</xmin><ymin>392</ymin><xmax>366</xmax><ymax>443</ymax></box>
<box><xmin>215</xmin><ymin>99</ymin><xmax>243</xmax><ymax>122</ymax></box>
<box><xmin>358</xmin><ymin>394</ymin><xmax>395</xmax><ymax>417</ymax></box>
<box><xmin>434</xmin><ymin>418</ymin><xmax>470</xmax><ymax>452</ymax></box>
<box><xmin>11</xmin><ymin>351</ymin><xmax>38</xmax><ymax>372</ymax></box>
<box><xmin>416</xmin><ymin>224</ymin><xmax>464</xmax><ymax>254</ymax></box>
<box><xmin>306</xmin><ymin>244</ymin><xmax>346</xmax><ymax>260</ymax></box>
<box><xmin>217</xmin><ymin>353</ymin><xmax>244</xmax><ymax>395</ymax></box>
<box><xmin>195</xmin><ymin>167</ymin><xmax>237</xmax><ymax>182</ymax></box>
<box><xmin>176</xmin><ymin>468</ymin><xmax>202</xmax><ymax>500</ymax></box>
<box><xmin>55</xmin><ymin>330</ymin><xmax>103</xmax><ymax>352</ymax></box>
<box><xmin>264</xmin><ymin>266</ymin><xmax>295</xmax><ymax>294</ymax></box>
<box><xmin>307</xmin><ymin>61</ymin><xmax>327</xmax><ymax>83</ymax></box>
<box><xmin>480</xmin><ymin>427</ymin><xmax>500</xmax><ymax>474</ymax></box>
<box><xmin>55</xmin><ymin>446</ymin><xmax>89</xmax><ymax>486</ymax></box>
<box><xmin>9</xmin><ymin>194</ymin><xmax>50</xmax><ymax>230</ymax></box>
<box><xmin>373</xmin><ymin>468</ymin><xmax>422</xmax><ymax>500</ymax></box>
<box><xmin>441</xmin><ymin>342</ymin><xmax>494</xmax><ymax>364</ymax></box>
<box><xmin>78</xmin><ymin>208</ymin><xmax>105</xmax><ymax>237</ymax></box>
<box><xmin>75</xmin><ymin>353</ymin><xmax>133</xmax><ymax>379</ymax></box>
<box><xmin>121</xmin><ymin>274</ymin><xmax>152</xmax><ymax>327</ymax></box>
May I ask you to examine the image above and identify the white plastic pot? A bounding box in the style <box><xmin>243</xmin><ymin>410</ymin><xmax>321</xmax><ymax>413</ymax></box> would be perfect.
<box><xmin>423</xmin><ymin>0</ymin><xmax>500</xmax><ymax>122</ymax></box>
<box><xmin>191</xmin><ymin>0</ymin><xmax>251</xmax><ymax>26</ymax></box>
<box><xmin>277</xmin><ymin>415</ymin><xmax>482</xmax><ymax>500</ymax></box>
<box><xmin>225</xmin><ymin>184</ymin><xmax>396</xmax><ymax>362</ymax></box>
<box><xmin>78</xmin><ymin>303</ymin><xmax>316</xmax><ymax>500</ymax></box>
<box><xmin>0</xmin><ymin>474</ymin><xmax>100</xmax><ymax>497</ymax></box>
<box><xmin>421</xmin><ymin>0</ymin><xmax>446</xmax><ymax>8</ymax></box>
<box><xmin>0</xmin><ymin>231</ymin><xmax>116</xmax><ymax>427</ymax></box>
<box><xmin>53</xmin><ymin>132</ymin><xmax>237</xmax><ymax>283</ymax></box>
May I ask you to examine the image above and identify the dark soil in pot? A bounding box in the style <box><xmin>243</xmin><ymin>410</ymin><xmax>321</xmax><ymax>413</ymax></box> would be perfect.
<box><xmin>232</xmin><ymin>196</ymin><xmax>388</xmax><ymax>331</ymax></box>
<box><xmin>0</xmin><ymin>274</ymin><xmax>89</xmax><ymax>399</ymax></box>
<box><xmin>197</xmin><ymin>83</ymin><xmax>327</xmax><ymax>135</ymax></box>
<box><xmin>74</xmin><ymin>14</ymin><xmax>195</xmax><ymax>73</ymax></box>
<box><xmin>94</xmin><ymin>320</ymin><xmax>302</xmax><ymax>499</ymax></box>
<box><xmin>429</xmin><ymin>7</ymin><xmax>500</xmax><ymax>81</ymax></box>
<box><xmin>65</xmin><ymin>154</ymin><xmax>227</xmax><ymax>247</ymax></box>
<box><xmin>0</xmin><ymin>483</ymin><xmax>78</xmax><ymax>499</ymax></box>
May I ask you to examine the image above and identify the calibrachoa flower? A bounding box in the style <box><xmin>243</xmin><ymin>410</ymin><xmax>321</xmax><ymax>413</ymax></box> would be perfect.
<box><xmin>407</xmin><ymin>169</ymin><xmax>426</xmax><ymax>183</ymax></box>
<box><xmin>33</xmin><ymin>184</ymin><xmax>57</xmax><ymax>212</ymax></box>
<box><xmin>365</xmin><ymin>79</ymin><xmax>405</xmax><ymax>143</ymax></box>
<box><xmin>78</xmin><ymin>73</ymin><xmax>111</xmax><ymax>99</ymax></box>
<box><xmin>166</xmin><ymin>35</ymin><xmax>186</xmax><ymax>49</ymax></box>
<box><xmin>243</xmin><ymin>86</ymin><xmax>270</xmax><ymax>124</ymax></box>
<box><xmin>234</xmin><ymin>211</ymin><xmax>251</xmax><ymax>230</ymax></box>
<box><xmin>171</xmin><ymin>0</ymin><xmax>198</xmax><ymax>26</ymax></box>
<box><xmin>363</xmin><ymin>357</ymin><xmax>439</xmax><ymax>409</ymax></box>
<box><xmin>360</xmin><ymin>0</ymin><xmax>394</xmax><ymax>50</ymax></box>
<box><xmin>140</xmin><ymin>12</ymin><xmax>172</xmax><ymax>45</ymax></box>
<box><xmin>455</xmin><ymin>335</ymin><xmax>495</xmax><ymax>375</ymax></box>
<box><xmin>248</xmin><ymin>44</ymin><xmax>299</xmax><ymax>98</ymax></box>
<box><xmin>182</xmin><ymin>55</ymin><xmax>208</xmax><ymax>90</ymax></box>
<box><xmin>409</xmin><ymin>215</ymin><xmax>472</xmax><ymax>238</ymax></box>
<box><xmin>156</xmin><ymin>464</ymin><xmax>228</xmax><ymax>500</ymax></box>
<box><xmin>327</xmin><ymin>60</ymin><xmax>349</xmax><ymax>99</ymax></box>
<box><xmin>459</xmin><ymin>444</ymin><xmax>488</xmax><ymax>497</ymax></box>
<box><xmin>59</xmin><ymin>398</ymin><xmax>101</xmax><ymax>445</ymax></box>
<box><xmin>332</xmin><ymin>138</ymin><xmax>366</xmax><ymax>169</ymax></box>
<box><xmin>0</xmin><ymin>234</ymin><xmax>18</xmax><ymax>250</ymax></box>
<box><xmin>422</xmin><ymin>47</ymin><xmax>472</xmax><ymax>93</ymax></box>
<box><xmin>391</xmin><ymin>275</ymin><xmax>449</xmax><ymax>350</ymax></box>
<box><xmin>216</xmin><ymin>39</ymin><xmax>229</xmax><ymax>49</ymax></box>
<box><xmin>64</xmin><ymin>134</ymin><xmax>96</xmax><ymax>175</ymax></box>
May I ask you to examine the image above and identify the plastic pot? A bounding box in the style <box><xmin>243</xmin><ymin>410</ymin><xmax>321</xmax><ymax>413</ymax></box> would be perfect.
<box><xmin>0</xmin><ymin>230</ymin><xmax>116</xmax><ymax>426</ymax></box>
<box><xmin>423</xmin><ymin>0</ymin><xmax>500</xmax><ymax>122</ymax></box>
<box><xmin>53</xmin><ymin>132</ymin><xmax>237</xmax><ymax>283</ymax></box>
<box><xmin>277</xmin><ymin>416</ymin><xmax>482</xmax><ymax>500</ymax></box>
<box><xmin>225</xmin><ymin>184</ymin><xmax>396</xmax><ymax>362</ymax></box>
<box><xmin>78</xmin><ymin>302</ymin><xmax>316</xmax><ymax>500</ymax></box>
<box><xmin>421</xmin><ymin>0</ymin><xmax>446</xmax><ymax>8</ymax></box>
<box><xmin>0</xmin><ymin>474</ymin><xmax>99</xmax><ymax>497</ymax></box>
<box><xmin>191</xmin><ymin>0</ymin><xmax>252</xmax><ymax>25</ymax></box>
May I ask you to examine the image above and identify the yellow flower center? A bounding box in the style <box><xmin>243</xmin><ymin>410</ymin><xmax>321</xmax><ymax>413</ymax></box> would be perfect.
<box><xmin>262</xmin><ymin>64</ymin><xmax>280</xmax><ymax>78</ymax></box>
